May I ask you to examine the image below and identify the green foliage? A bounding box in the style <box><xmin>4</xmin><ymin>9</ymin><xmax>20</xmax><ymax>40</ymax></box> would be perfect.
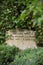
<box><xmin>0</xmin><ymin>0</ymin><xmax>43</xmax><ymax>44</ymax></box>
<box><xmin>35</xmin><ymin>21</ymin><xmax>43</xmax><ymax>45</ymax></box>
<box><xmin>10</xmin><ymin>48</ymin><xmax>43</xmax><ymax>65</ymax></box>
<box><xmin>0</xmin><ymin>0</ymin><xmax>43</xmax><ymax>29</ymax></box>
<box><xmin>0</xmin><ymin>44</ymin><xmax>19</xmax><ymax>65</ymax></box>
<box><xmin>0</xmin><ymin>29</ymin><xmax>5</xmax><ymax>44</ymax></box>
<box><xmin>0</xmin><ymin>1</ymin><xmax>43</xmax><ymax>65</ymax></box>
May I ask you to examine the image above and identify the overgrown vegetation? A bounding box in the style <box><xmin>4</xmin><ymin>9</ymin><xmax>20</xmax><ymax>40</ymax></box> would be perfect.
<box><xmin>0</xmin><ymin>45</ymin><xmax>43</xmax><ymax>65</ymax></box>
<box><xmin>0</xmin><ymin>0</ymin><xmax>43</xmax><ymax>65</ymax></box>
<box><xmin>10</xmin><ymin>48</ymin><xmax>43</xmax><ymax>65</ymax></box>
<box><xmin>0</xmin><ymin>44</ymin><xmax>19</xmax><ymax>65</ymax></box>
<box><xmin>0</xmin><ymin>0</ymin><xmax>43</xmax><ymax>45</ymax></box>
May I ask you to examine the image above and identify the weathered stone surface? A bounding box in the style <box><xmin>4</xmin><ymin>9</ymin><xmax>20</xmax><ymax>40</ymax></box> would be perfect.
<box><xmin>6</xmin><ymin>29</ymin><xmax>37</xmax><ymax>50</ymax></box>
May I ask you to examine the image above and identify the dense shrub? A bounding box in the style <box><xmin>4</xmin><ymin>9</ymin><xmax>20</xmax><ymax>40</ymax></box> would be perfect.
<box><xmin>0</xmin><ymin>29</ymin><xmax>6</xmax><ymax>44</ymax></box>
<box><xmin>0</xmin><ymin>0</ymin><xmax>43</xmax><ymax>45</ymax></box>
<box><xmin>0</xmin><ymin>44</ymin><xmax>19</xmax><ymax>65</ymax></box>
<box><xmin>35</xmin><ymin>21</ymin><xmax>43</xmax><ymax>45</ymax></box>
<box><xmin>10</xmin><ymin>48</ymin><xmax>43</xmax><ymax>65</ymax></box>
<box><xmin>0</xmin><ymin>1</ymin><xmax>43</xmax><ymax>65</ymax></box>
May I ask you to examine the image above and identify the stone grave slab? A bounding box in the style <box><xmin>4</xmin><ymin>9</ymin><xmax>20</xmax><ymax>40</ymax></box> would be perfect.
<box><xmin>6</xmin><ymin>29</ymin><xmax>37</xmax><ymax>50</ymax></box>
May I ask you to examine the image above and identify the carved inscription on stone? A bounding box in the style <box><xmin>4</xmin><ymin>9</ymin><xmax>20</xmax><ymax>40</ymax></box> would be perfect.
<box><xmin>13</xmin><ymin>31</ymin><xmax>35</xmax><ymax>40</ymax></box>
<box><xmin>6</xmin><ymin>30</ymin><xmax>37</xmax><ymax>50</ymax></box>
